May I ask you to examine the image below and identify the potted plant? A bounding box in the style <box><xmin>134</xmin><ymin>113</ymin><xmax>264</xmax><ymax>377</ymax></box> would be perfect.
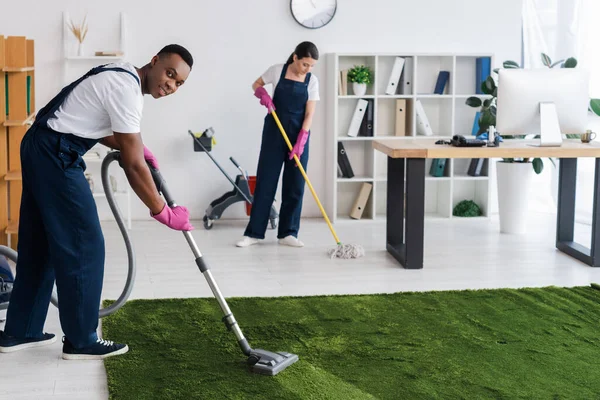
<box><xmin>347</xmin><ymin>64</ymin><xmax>373</xmax><ymax>96</ymax></box>
<box><xmin>465</xmin><ymin>53</ymin><xmax>600</xmax><ymax>233</ymax></box>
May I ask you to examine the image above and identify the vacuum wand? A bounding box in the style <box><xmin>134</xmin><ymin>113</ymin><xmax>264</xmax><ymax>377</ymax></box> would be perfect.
<box><xmin>147</xmin><ymin>164</ymin><xmax>299</xmax><ymax>375</ymax></box>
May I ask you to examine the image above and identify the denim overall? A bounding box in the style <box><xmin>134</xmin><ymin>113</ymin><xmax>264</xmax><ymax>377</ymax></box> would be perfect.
<box><xmin>244</xmin><ymin>64</ymin><xmax>310</xmax><ymax>239</ymax></box>
<box><xmin>5</xmin><ymin>65</ymin><xmax>140</xmax><ymax>348</ymax></box>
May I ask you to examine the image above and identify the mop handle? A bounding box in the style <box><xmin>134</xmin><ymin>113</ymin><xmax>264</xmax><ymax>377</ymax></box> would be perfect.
<box><xmin>270</xmin><ymin>110</ymin><xmax>341</xmax><ymax>245</ymax></box>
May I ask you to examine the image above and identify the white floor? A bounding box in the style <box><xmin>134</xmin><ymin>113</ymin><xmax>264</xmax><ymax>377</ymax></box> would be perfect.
<box><xmin>1</xmin><ymin>211</ymin><xmax>599</xmax><ymax>399</ymax></box>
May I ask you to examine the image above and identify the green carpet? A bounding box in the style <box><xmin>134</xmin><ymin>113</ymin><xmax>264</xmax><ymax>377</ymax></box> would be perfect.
<box><xmin>102</xmin><ymin>285</ymin><xmax>600</xmax><ymax>399</ymax></box>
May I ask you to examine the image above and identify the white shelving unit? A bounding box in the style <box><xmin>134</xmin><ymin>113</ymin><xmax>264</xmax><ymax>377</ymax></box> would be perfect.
<box><xmin>82</xmin><ymin>147</ymin><xmax>132</xmax><ymax>229</ymax></box>
<box><xmin>326</xmin><ymin>52</ymin><xmax>495</xmax><ymax>223</ymax></box>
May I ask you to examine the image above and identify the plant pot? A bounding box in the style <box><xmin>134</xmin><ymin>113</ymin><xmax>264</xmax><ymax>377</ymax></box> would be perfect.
<box><xmin>352</xmin><ymin>83</ymin><xmax>367</xmax><ymax>96</ymax></box>
<box><xmin>496</xmin><ymin>161</ymin><xmax>533</xmax><ymax>234</ymax></box>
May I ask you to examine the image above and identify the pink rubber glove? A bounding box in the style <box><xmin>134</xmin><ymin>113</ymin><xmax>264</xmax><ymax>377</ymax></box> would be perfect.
<box><xmin>289</xmin><ymin>129</ymin><xmax>309</xmax><ymax>160</ymax></box>
<box><xmin>254</xmin><ymin>87</ymin><xmax>275</xmax><ymax>112</ymax></box>
<box><xmin>144</xmin><ymin>146</ymin><xmax>159</xmax><ymax>169</ymax></box>
<box><xmin>151</xmin><ymin>204</ymin><xmax>194</xmax><ymax>231</ymax></box>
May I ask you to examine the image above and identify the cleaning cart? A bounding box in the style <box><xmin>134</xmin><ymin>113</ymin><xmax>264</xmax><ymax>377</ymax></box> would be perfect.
<box><xmin>189</xmin><ymin>129</ymin><xmax>278</xmax><ymax>230</ymax></box>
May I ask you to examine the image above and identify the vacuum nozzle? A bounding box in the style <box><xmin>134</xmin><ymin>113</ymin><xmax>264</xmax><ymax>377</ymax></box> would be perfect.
<box><xmin>247</xmin><ymin>349</ymin><xmax>299</xmax><ymax>376</ymax></box>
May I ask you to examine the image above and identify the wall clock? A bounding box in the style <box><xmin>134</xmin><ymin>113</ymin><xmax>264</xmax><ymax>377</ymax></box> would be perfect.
<box><xmin>290</xmin><ymin>0</ymin><xmax>337</xmax><ymax>29</ymax></box>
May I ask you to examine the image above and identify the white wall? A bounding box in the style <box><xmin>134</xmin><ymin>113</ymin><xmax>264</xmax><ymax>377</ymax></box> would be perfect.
<box><xmin>1</xmin><ymin>0</ymin><xmax>523</xmax><ymax>222</ymax></box>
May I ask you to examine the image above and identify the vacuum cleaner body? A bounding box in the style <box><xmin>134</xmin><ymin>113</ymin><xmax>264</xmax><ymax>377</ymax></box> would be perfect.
<box><xmin>204</xmin><ymin>173</ymin><xmax>278</xmax><ymax>230</ymax></box>
<box><xmin>0</xmin><ymin>256</ymin><xmax>14</xmax><ymax>311</ymax></box>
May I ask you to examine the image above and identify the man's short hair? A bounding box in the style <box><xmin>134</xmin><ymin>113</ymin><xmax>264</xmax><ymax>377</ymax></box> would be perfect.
<box><xmin>157</xmin><ymin>44</ymin><xmax>193</xmax><ymax>69</ymax></box>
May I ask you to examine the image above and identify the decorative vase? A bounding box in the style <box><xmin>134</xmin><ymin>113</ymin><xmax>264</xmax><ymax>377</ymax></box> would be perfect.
<box><xmin>352</xmin><ymin>83</ymin><xmax>367</xmax><ymax>96</ymax></box>
<box><xmin>496</xmin><ymin>161</ymin><xmax>533</xmax><ymax>234</ymax></box>
<box><xmin>77</xmin><ymin>42</ymin><xmax>84</xmax><ymax>57</ymax></box>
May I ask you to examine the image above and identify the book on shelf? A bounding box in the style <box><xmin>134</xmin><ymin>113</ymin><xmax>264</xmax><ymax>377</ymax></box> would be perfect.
<box><xmin>415</xmin><ymin>99</ymin><xmax>433</xmax><ymax>136</ymax></box>
<box><xmin>385</xmin><ymin>57</ymin><xmax>405</xmax><ymax>95</ymax></box>
<box><xmin>347</xmin><ymin>99</ymin><xmax>368</xmax><ymax>137</ymax></box>
<box><xmin>471</xmin><ymin>112</ymin><xmax>481</xmax><ymax>136</ymax></box>
<box><xmin>338</xmin><ymin>69</ymin><xmax>349</xmax><ymax>96</ymax></box>
<box><xmin>358</xmin><ymin>99</ymin><xmax>374</xmax><ymax>137</ymax></box>
<box><xmin>399</xmin><ymin>57</ymin><xmax>413</xmax><ymax>95</ymax></box>
<box><xmin>475</xmin><ymin>57</ymin><xmax>491</xmax><ymax>94</ymax></box>
<box><xmin>429</xmin><ymin>158</ymin><xmax>447</xmax><ymax>177</ymax></box>
<box><xmin>467</xmin><ymin>158</ymin><xmax>485</xmax><ymax>176</ymax></box>
<box><xmin>350</xmin><ymin>182</ymin><xmax>372</xmax><ymax>220</ymax></box>
<box><xmin>395</xmin><ymin>99</ymin><xmax>407</xmax><ymax>136</ymax></box>
<box><xmin>434</xmin><ymin>71</ymin><xmax>450</xmax><ymax>94</ymax></box>
<box><xmin>337</xmin><ymin>142</ymin><xmax>354</xmax><ymax>178</ymax></box>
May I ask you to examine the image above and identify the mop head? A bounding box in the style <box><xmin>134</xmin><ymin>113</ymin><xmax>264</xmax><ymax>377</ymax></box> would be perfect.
<box><xmin>328</xmin><ymin>243</ymin><xmax>365</xmax><ymax>259</ymax></box>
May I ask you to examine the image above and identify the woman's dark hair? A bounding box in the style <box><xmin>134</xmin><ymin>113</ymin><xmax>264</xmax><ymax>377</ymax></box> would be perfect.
<box><xmin>286</xmin><ymin>41</ymin><xmax>319</xmax><ymax>65</ymax></box>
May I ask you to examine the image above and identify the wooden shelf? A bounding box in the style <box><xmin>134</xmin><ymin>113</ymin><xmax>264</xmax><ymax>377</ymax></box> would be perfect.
<box><xmin>2</xmin><ymin>66</ymin><xmax>34</xmax><ymax>72</ymax></box>
<box><xmin>6</xmin><ymin>221</ymin><xmax>18</xmax><ymax>235</ymax></box>
<box><xmin>3</xmin><ymin>171</ymin><xmax>21</xmax><ymax>181</ymax></box>
<box><xmin>3</xmin><ymin>113</ymin><xmax>35</xmax><ymax>126</ymax></box>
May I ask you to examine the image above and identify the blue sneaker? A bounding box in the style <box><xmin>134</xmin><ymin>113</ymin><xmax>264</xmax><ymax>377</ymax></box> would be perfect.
<box><xmin>62</xmin><ymin>336</ymin><xmax>129</xmax><ymax>360</ymax></box>
<box><xmin>0</xmin><ymin>330</ymin><xmax>57</xmax><ymax>353</ymax></box>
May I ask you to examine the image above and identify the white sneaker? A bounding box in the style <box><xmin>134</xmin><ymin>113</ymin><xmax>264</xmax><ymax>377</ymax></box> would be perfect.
<box><xmin>236</xmin><ymin>236</ymin><xmax>259</xmax><ymax>247</ymax></box>
<box><xmin>278</xmin><ymin>235</ymin><xmax>304</xmax><ymax>247</ymax></box>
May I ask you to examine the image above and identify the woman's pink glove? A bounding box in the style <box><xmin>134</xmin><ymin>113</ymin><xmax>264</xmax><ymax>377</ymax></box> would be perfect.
<box><xmin>151</xmin><ymin>204</ymin><xmax>194</xmax><ymax>231</ymax></box>
<box><xmin>289</xmin><ymin>129</ymin><xmax>309</xmax><ymax>160</ymax></box>
<box><xmin>254</xmin><ymin>87</ymin><xmax>275</xmax><ymax>112</ymax></box>
<box><xmin>144</xmin><ymin>146</ymin><xmax>159</xmax><ymax>169</ymax></box>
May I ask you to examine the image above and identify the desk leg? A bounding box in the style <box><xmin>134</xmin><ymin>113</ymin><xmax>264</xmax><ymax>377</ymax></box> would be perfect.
<box><xmin>556</xmin><ymin>158</ymin><xmax>600</xmax><ymax>267</ymax></box>
<box><xmin>386</xmin><ymin>157</ymin><xmax>425</xmax><ymax>269</ymax></box>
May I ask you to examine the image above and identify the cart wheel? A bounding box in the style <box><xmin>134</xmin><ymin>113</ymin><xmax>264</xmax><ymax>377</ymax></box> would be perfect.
<box><xmin>270</xmin><ymin>217</ymin><xmax>278</xmax><ymax>229</ymax></box>
<box><xmin>203</xmin><ymin>215</ymin><xmax>214</xmax><ymax>230</ymax></box>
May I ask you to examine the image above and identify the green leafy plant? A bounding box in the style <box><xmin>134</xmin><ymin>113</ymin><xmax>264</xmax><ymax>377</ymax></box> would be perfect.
<box><xmin>453</xmin><ymin>200</ymin><xmax>483</xmax><ymax>217</ymax></box>
<box><xmin>347</xmin><ymin>65</ymin><xmax>373</xmax><ymax>85</ymax></box>
<box><xmin>465</xmin><ymin>53</ymin><xmax>600</xmax><ymax>174</ymax></box>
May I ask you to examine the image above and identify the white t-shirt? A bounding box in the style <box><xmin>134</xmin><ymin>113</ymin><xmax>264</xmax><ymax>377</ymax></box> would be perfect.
<box><xmin>261</xmin><ymin>63</ymin><xmax>320</xmax><ymax>101</ymax></box>
<box><xmin>47</xmin><ymin>62</ymin><xmax>143</xmax><ymax>139</ymax></box>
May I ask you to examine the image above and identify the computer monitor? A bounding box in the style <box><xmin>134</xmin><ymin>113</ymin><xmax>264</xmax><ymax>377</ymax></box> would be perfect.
<box><xmin>496</xmin><ymin>68</ymin><xmax>590</xmax><ymax>146</ymax></box>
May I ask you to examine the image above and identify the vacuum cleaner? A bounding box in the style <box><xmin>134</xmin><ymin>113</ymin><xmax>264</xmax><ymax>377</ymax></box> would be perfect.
<box><xmin>147</xmin><ymin>159</ymin><xmax>298</xmax><ymax>375</ymax></box>
<box><xmin>189</xmin><ymin>129</ymin><xmax>278</xmax><ymax>231</ymax></box>
<box><xmin>0</xmin><ymin>255</ymin><xmax>14</xmax><ymax>311</ymax></box>
<box><xmin>0</xmin><ymin>150</ymin><xmax>298</xmax><ymax>375</ymax></box>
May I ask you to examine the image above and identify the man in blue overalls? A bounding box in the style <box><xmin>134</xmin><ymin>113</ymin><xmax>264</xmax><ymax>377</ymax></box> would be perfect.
<box><xmin>0</xmin><ymin>44</ymin><xmax>194</xmax><ymax>360</ymax></box>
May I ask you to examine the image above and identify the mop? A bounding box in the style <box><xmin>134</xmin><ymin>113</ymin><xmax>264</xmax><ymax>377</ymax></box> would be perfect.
<box><xmin>270</xmin><ymin>110</ymin><xmax>365</xmax><ymax>259</ymax></box>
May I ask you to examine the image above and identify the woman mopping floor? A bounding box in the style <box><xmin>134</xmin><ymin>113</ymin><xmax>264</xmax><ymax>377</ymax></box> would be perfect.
<box><xmin>236</xmin><ymin>41</ymin><xmax>320</xmax><ymax>249</ymax></box>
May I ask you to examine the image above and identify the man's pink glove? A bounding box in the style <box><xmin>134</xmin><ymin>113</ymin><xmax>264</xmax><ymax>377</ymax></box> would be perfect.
<box><xmin>151</xmin><ymin>204</ymin><xmax>194</xmax><ymax>231</ymax></box>
<box><xmin>254</xmin><ymin>87</ymin><xmax>275</xmax><ymax>112</ymax></box>
<box><xmin>289</xmin><ymin>129</ymin><xmax>309</xmax><ymax>160</ymax></box>
<box><xmin>144</xmin><ymin>146</ymin><xmax>159</xmax><ymax>169</ymax></box>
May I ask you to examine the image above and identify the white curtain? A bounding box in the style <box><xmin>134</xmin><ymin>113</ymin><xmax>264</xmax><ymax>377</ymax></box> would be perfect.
<box><xmin>522</xmin><ymin>0</ymin><xmax>551</xmax><ymax>68</ymax></box>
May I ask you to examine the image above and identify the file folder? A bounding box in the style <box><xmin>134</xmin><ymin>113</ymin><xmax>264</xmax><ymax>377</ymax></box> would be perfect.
<box><xmin>347</xmin><ymin>99</ymin><xmax>368</xmax><ymax>137</ymax></box>
<box><xmin>350</xmin><ymin>182</ymin><xmax>372</xmax><ymax>219</ymax></box>
<box><xmin>395</xmin><ymin>99</ymin><xmax>407</xmax><ymax>136</ymax></box>
<box><xmin>385</xmin><ymin>57</ymin><xmax>405</xmax><ymax>95</ymax></box>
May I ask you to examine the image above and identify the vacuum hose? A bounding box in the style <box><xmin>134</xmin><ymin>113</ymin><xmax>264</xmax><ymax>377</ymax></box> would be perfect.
<box><xmin>0</xmin><ymin>150</ymin><xmax>135</xmax><ymax>318</ymax></box>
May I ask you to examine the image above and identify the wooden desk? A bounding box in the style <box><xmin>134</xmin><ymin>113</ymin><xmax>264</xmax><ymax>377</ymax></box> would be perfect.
<box><xmin>373</xmin><ymin>138</ymin><xmax>600</xmax><ymax>269</ymax></box>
